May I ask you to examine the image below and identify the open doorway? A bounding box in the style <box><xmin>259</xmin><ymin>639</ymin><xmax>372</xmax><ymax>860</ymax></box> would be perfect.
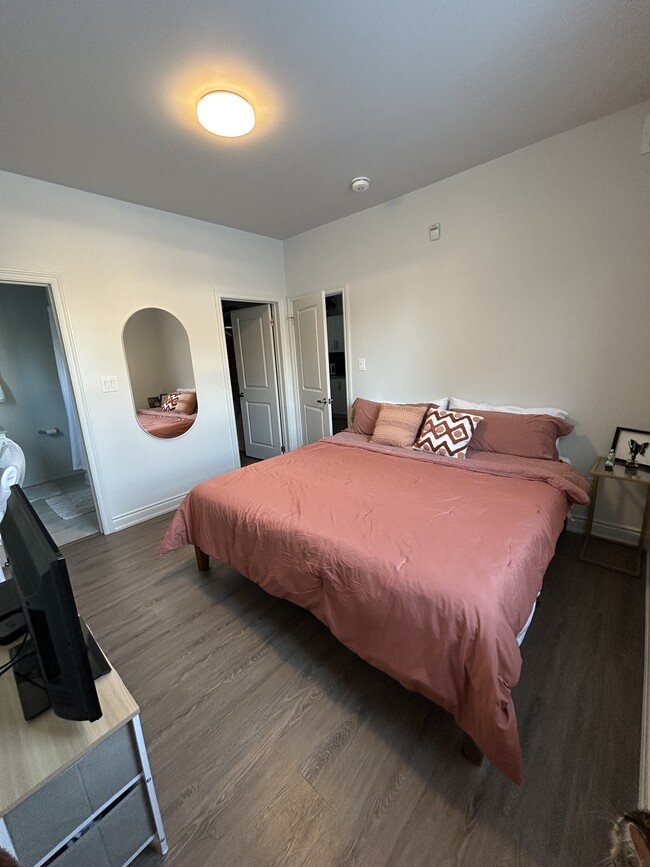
<box><xmin>0</xmin><ymin>282</ymin><xmax>99</xmax><ymax>547</ymax></box>
<box><xmin>325</xmin><ymin>292</ymin><xmax>348</xmax><ymax>434</ymax></box>
<box><xmin>221</xmin><ymin>299</ymin><xmax>286</xmax><ymax>467</ymax></box>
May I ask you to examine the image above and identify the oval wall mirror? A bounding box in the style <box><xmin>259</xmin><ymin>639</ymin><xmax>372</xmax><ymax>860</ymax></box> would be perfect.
<box><xmin>123</xmin><ymin>308</ymin><xmax>197</xmax><ymax>439</ymax></box>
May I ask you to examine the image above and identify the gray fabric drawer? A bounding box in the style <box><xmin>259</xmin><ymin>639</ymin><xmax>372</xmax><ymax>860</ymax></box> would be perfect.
<box><xmin>54</xmin><ymin>825</ymin><xmax>111</xmax><ymax>867</ymax></box>
<box><xmin>100</xmin><ymin>782</ymin><xmax>155</xmax><ymax>867</ymax></box>
<box><xmin>79</xmin><ymin>725</ymin><xmax>140</xmax><ymax>812</ymax></box>
<box><xmin>6</xmin><ymin>764</ymin><xmax>91</xmax><ymax>866</ymax></box>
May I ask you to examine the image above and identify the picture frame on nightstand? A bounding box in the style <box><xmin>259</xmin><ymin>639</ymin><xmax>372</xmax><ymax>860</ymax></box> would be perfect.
<box><xmin>610</xmin><ymin>427</ymin><xmax>650</xmax><ymax>467</ymax></box>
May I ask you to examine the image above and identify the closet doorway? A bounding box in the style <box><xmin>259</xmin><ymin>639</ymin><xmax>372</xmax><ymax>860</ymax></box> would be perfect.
<box><xmin>221</xmin><ymin>298</ymin><xmax>286</xmax><ymax>467</ymax></box>
<box><xmin>0</xmin><ymin>282</ymin><xmax>99</xmax><ymax>547</ymax></box>
<box><xmin>325</xmin><ymin>292</ymin><xmax>348</xmax><ymax>434</ymax></box>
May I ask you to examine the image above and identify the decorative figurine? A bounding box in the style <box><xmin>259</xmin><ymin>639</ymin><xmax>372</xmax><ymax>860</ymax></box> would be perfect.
<box><xmin>626</xmin><ymin>438</ymin><xmax>649</xmax><ymax>469</ymax></box>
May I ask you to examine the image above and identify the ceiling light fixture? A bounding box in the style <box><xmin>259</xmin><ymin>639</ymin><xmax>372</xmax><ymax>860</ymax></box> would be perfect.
<box><xmin>197</xmin><ymin>91</ymin><xmax>255</xmax><ymax>138</ymax></box>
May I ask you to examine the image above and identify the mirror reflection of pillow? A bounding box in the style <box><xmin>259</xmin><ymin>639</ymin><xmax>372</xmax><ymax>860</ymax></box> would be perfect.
<box><xmin>160</xmin><ymin>392</ymin><xmax>179</xmax><ymax>412</ymax></box>
<box><xmin>176</xmin><ymin>391</ymin><xmax>197</xmax><ymax>414</ymax></box>
<box><xmin>167</xmin><ymin>391</ymin><xmax>197</xmax><ymax>414</ymax></box>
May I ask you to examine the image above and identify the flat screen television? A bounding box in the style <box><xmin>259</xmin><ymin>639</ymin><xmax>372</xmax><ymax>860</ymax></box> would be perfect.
<box><xmin>0</xmin><ymin>484</ymin><xmax>107</xmax><ymax>722</ymax></box>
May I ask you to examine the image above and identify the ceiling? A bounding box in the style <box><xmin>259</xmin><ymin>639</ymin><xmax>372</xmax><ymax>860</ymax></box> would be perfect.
<box><xmin>1</xmin><ymin>1</ymin><xmax>649</xmax><ymax>240</ymax></box>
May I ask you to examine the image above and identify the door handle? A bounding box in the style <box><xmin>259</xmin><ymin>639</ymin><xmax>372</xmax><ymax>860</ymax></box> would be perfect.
<box><xmin>316</xmin><ymin>398</ymin><xmax>333</xmax><ymax>404</ymax></box>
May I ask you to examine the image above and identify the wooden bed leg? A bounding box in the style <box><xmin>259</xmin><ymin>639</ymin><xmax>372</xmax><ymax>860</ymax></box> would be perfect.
<box><xmin>194</xmin><ymin>546</ymin><xmax>209</xmax><ymax>572</ymax></box>
<box><xmin>462</xmin><ymin>732</ymin><xmax>484</xmax><ymax>767</ymax></box>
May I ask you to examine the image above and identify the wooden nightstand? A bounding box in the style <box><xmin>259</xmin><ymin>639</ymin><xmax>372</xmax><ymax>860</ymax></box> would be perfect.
<box><xmin>579</xmin><ymin>456</ymin><xmax>650</xmax><ymax>577</ymax></box>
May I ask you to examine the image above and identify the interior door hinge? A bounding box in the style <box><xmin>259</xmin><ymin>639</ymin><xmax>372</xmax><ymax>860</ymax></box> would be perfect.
<box><xmin>281</xmin><ymin>445</ymin><xmax>286</xmax><ymax>454</ymax></box>
<box><xmin>270</xmin><ymin>318</ymin><xmax>275</xmax><ymax>327</ymax></box>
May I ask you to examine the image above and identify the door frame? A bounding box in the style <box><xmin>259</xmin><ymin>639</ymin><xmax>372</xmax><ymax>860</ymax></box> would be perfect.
<box><xmin>0</xmin><ymin>268</ymin><xmax>109</xmax><ymax>533</ymax></box>
<box><xmin>291</xmin><ymin>285</ymin><xmax>351</xmax><ymax>446</ymax></box>
<box><xmin>214</xmin><ymin>290</ymin><xmax>294</xmax><ymax>468</ymax></box>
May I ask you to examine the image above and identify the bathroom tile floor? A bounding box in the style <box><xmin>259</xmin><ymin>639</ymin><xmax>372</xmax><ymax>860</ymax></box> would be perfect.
<box><xmin>24</xmin><ymin>472</ymin><xmax>100</xmax><ymax>547</ymax></box>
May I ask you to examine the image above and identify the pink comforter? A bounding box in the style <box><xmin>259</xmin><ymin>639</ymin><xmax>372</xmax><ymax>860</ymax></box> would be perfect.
<box><xmin>136</xmin><ymin>409</ymin><xmax>196</xmax><ymax>438</ymax></box>
<box><xmin>160</xmin><ymin>434</ymin><xmax>589</xmax><ymax>782</ymax></box>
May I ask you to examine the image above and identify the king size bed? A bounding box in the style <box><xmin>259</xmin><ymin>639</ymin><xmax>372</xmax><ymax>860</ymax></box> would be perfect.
<box><xmin>161</xmin><ymin>399</ymin><xmax>589</xmax><ymax>784</ymax></box>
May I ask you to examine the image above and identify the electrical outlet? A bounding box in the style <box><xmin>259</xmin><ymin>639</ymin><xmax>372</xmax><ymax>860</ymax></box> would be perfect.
<box><xmin>358</xmin><ymin>358</ymin><xmax>366</xmax><ymax>371</ymax></box>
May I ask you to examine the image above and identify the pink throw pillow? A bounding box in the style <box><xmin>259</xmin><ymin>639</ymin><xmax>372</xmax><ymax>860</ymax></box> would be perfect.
<box><xmin>350</xmin><ymin>398</ymin><xmax>382</xmax><ymax>435</ymax></box>
<box><xmin>351</xmin><ymin>398</ymin><xmax>437</xmax><ymax>437</ymax></box>
<box><xmin>370</xmin><ymin>403</ymin><xmax>429</xmax><ymax>448</ymax></box>
<box><xmin>467</xmin><ymin>409</ymin><xmax>573</xmax><ymax>460</ymax></box>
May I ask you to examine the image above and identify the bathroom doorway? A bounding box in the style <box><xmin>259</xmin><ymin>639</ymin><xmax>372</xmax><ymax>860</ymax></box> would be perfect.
<box><xmin>0</xmin><ymin>282</ymin><xmax>99</xmax><ymax>547</ymax></box>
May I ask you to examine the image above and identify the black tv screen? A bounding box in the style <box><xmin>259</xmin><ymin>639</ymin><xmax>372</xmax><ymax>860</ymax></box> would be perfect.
<box><xmin>0</xmin><ymin>484</ymin><xmax>102</xmax><ymax>722</ymax></box>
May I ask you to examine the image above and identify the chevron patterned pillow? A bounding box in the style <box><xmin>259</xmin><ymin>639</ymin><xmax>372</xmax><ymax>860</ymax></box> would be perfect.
<box><xmin>414</xmin><ymin>408</ymin><xmax>484</xmax><ymax>458</ymax></box>
<box><xmin>161</xmin><ymin>391</ymin><xmax>180</xmax><ymax>411</ymax></box>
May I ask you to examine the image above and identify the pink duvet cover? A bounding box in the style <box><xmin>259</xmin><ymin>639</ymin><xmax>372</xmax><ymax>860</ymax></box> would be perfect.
<box><xmin>160</xmin><ymin>433</ymin><xmax>589</xmax><ymax>782</ymax></box>
<box><xmin>136</xmin><ymin>409</ymin><xmax>196</xmax><ymax>438</ymax></box>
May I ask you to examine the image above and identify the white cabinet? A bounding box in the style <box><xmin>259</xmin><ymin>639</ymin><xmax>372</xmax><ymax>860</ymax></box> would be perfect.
<box><xmin>330</xmin><ymin>376</ymin><xmax>347</xmax><ymax>416</ymax></box>
<box><xmin>327</xmin><ymin>315</ymin><xmax>344</xmax><ymax>352</ymax></box>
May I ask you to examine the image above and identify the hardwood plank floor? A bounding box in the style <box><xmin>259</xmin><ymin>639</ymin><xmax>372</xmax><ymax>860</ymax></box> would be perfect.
<box><xmin>62</xmin><ymin>518</ymin><xmax>644</xmax><ymax>867</ymax></box>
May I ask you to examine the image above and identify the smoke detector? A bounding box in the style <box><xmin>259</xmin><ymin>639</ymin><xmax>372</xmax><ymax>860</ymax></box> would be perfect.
<box><xmin>351</xmin><ymin>176</ymin><xmax>370</xmax><ymax>192</ymax></box>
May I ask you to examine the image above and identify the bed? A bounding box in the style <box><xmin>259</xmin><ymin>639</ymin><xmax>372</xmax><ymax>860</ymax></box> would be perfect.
<box><xmin>136</xmin><ymin>408</ymin><xmax>197</xmax><ymax>438</ymax></box>
<box><xmin>160</xmin><ymin>411</ymin><xmax>589</xmax><ymax>783</ymax></box>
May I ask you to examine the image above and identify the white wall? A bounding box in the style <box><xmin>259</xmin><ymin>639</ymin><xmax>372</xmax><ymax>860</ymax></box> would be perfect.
<box><xmin>0</xmin><ymin>171</ymin><xmax>286</xmax><ymax>530</ymax></box>
<box><xmin>0</xmin><ymin>283</ymin><xmax>73</xmax><ymax>486</ymax></box>
<box><xmin>284</xmin><ymin>101</ymin><xmax>650</xmax><ymax>534</ymax></box>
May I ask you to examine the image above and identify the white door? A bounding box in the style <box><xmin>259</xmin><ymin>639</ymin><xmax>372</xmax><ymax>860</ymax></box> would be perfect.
<box><xmin>231</xmin><ymin>305</ymin><xmax>283</xmax><ymax>460</ymax></box>
<box><xmin>292</xmin><ymin>293</ymin><xmax>332</xmax><ymax>444</ymax></box>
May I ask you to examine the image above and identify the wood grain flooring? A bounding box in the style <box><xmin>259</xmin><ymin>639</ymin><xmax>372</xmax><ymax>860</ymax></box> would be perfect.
<box><xmin>62</xmin><ymin>518</ymin><xmax>644</xmax><ymax>867</ymax></box>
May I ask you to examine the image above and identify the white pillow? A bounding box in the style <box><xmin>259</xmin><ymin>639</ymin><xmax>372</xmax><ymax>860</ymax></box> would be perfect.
<box><xmin>449</xmin><ymin>397</ymin><xmax>567</xmax><ymax>420</ymax></box>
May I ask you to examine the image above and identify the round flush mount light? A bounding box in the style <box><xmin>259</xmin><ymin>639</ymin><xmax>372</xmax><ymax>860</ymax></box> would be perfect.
<box><xmin>197</xmin><ymin>91</ymin><xmax>255</xmax><ymax>137</ymax></box>
<box><xmin>351</xmin><ymin>176</ymin><xmax>370</xmax><ymax>192</ymax></box>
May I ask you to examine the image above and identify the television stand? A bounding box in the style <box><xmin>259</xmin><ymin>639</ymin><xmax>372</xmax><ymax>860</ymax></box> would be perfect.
<box><xmin>0</xmin><ymin>626</ymin><xmax>167</xmax><ymax>866</ymax></box>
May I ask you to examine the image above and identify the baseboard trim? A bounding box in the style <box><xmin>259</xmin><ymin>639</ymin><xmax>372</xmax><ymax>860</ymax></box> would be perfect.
<box><xmin>567</xmin><ymin>513</ymin><xmax>649</xmax><ymax>549</ymax></box>
<box><xmin>112</xmin><ymin>492</ymin><xmax>188</xmax><ymax>532</ymax></box>
<box><xmin>639</xmin><ymin>553</ymin><xmax>650</xmax><ymax>808</ymax></box>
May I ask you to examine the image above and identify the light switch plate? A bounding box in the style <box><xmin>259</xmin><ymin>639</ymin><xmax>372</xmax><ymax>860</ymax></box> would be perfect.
<box><xmin>101</xmin><ymin>376</ymin><xmax>118</xmax><ymax>392</ymax></box>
